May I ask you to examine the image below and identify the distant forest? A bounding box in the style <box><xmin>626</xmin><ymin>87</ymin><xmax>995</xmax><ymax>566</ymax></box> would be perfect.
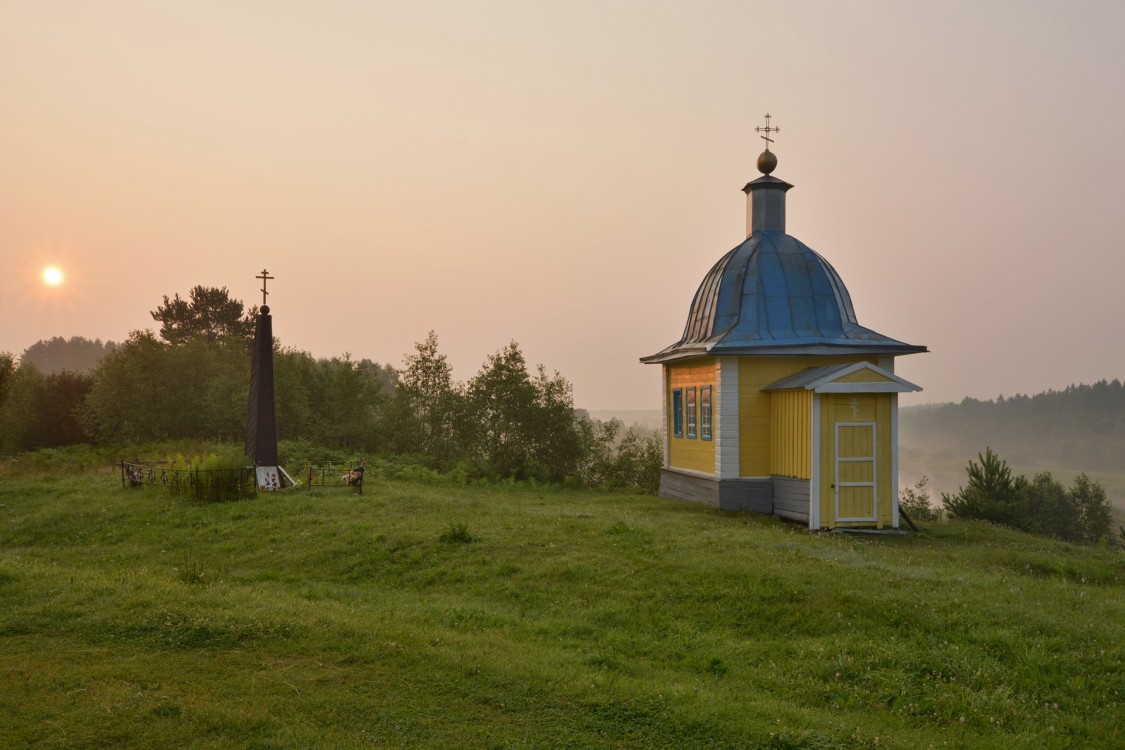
<box><xmin>901</xmin><ymin>380</ymin><xmax>1125</xmax><ymax>473</ymax></box>
<box><xmin>0</xmin><ymin>287</ymin><xmax>661</xmax><ymax>492</ymax></box>
<box><xmin>19</xmin><ymin>336</ymin><xmax>118</xmax><ymax>375</ymax></box>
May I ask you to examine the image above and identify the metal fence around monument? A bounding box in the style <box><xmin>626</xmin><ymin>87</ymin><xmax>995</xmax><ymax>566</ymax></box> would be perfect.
<box><xmin>304</xmin><ymin>461</ymin><xmax>365</xmax><ymax>494</ymax></box>
<box><xmin>121</xmin><ymin>461</ymin><xmax>257</xmax><ymax>501</ymax></box>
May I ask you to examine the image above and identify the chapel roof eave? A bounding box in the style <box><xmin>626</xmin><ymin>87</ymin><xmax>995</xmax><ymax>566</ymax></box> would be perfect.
<box><xmin>638</xmin><ymin>347</ymin><xmax>711</xmax><ymax>365</ymax></box>
<box><xmin>639</xmin><ymin>340</ymin><xmax>928</xmax><ymax>365</ymax></box>
<box><xmin>706</xmin><ymin>339</ymin><xmax>930</xmax><ymax>356</ymax></box>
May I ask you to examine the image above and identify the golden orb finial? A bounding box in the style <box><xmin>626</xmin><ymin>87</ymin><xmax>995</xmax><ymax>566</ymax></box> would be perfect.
<box><xmin>757</xmin><ymin>149</ymin><xmax>778</xmax><ymax>175</ymax></box>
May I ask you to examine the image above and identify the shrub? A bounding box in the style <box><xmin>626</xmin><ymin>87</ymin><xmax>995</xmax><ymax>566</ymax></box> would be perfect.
<box><xmin>899</xmin><ymin>475</ymin><xmax>940</xmax><ymax>521</ymax></box>
<box><xmin>164</xmin><ymin>447</ymin><xmax>254</xmax><ymax>502</ymax></box>
<box><xmin>439</xmin><ymin>522</ymin><xmax>476</xmax><ymax>544</ymax></box>
<box><xmin>574</xmin><ymin>418</ymin><xmax>662</xmax><ymax>493</ymax></box>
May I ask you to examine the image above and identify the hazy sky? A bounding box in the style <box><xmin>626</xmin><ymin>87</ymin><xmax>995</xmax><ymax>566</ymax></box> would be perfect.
<box><xmin>3</xmin><ymin>1</ymin><xmax>1124</xmax><ymax>410</ymax></box>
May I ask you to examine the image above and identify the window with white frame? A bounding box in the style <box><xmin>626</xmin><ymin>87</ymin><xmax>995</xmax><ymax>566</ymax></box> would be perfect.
<box><xmin>686</xmin><ymin>387</ymin><xmax>697</xmax><ymax>439</ymax></box>
<box><xmin>701</xmin><ymin>385</ymin><xmax>712</xmax><ymax>440</ymax></box>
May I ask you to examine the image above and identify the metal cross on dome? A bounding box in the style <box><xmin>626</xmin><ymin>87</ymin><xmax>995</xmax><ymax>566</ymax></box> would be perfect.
<box><xmin>755</xmin><ymin>113</ymin><xmax>780</xmax><ymax>151</ymax></box>
<box><xmin>257</xmin><ymin>268</ymin><xmax>274</xmax><ymax>306</ymax></box>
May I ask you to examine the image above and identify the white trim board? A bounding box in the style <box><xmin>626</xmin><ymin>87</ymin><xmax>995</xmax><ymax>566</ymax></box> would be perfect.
<box><xmin>891</xmin><ymin>393</ymin><xmax>900</xmax><ymax>529</ymax></box>
<box><xmin>763</xmin><ymin>361</ymin><xmax>921</xmax><ymax>394</ymax></box>
<box><xmin>809</xmin><ymin>392</ymin><xmax>821</xmax><ymax>530</ymax></box>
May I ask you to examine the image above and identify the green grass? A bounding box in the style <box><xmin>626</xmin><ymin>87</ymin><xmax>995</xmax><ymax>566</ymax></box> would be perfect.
<box><xmin>1</xmin><ymin>460</ymin><xmax>1123</xmax><ymax>748</ymax></box>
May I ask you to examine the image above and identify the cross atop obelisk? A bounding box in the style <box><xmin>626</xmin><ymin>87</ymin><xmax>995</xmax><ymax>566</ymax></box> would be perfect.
<box><xmin>257</xmin><ymin>269</ymin><xmax>274</xmax><ymax>307</ymax></box>
<box><xmin>755</xmin><ymin>113</ymin><xmax>780</xmax><ymax>151</ymax></box>
<box><xmin>247</xmin><ymin>267</ymin><xmax>280</xmax><ymax>477</ymax></box>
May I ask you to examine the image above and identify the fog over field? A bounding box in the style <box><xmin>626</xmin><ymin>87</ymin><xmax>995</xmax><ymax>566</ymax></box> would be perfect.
<box><xmin>591</xmin><ymin>391</ymin><xmax>1125</xmax><ymax>512</ymax></box>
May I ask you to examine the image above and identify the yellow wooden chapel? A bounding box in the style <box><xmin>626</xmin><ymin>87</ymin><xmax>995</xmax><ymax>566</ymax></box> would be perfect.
<box><xmin>641</xmin><ymin>123</ymin><xmax>926</xmax><ymax>529</ymax></box>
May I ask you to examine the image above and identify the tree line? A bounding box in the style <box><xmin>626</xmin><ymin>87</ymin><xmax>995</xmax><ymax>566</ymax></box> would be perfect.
<box><xmin>901</xmin><ymin>381</ymin><xmax>1125</xmax><ymax>472</ymax></box>
<box><xmin>0</xmin><ymin>286</ymin><xmax>661</xmax><ymax>491</ymax></box>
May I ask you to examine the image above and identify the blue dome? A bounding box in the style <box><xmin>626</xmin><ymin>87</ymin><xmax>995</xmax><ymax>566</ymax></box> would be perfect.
<box><xmin>643</xmin><ymin>231</ymin><xmax>925</xmax><ymax>362</ymax></box>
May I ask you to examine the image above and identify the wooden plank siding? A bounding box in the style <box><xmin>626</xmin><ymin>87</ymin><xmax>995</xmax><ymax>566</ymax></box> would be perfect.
<box><xmin>738</xmin><ymin>355</ymin><xmax>876</xmax><ymax>477</ymax></box>
<box><xmin>720</xmin><ymin>479</ymin><xmax>773</xmax><ymax>513</ymax></box>
<box><xmin>772</xmin><ymin>476</ymin><xmax>810</xmax><ymax>522</ymax></box>
<box><xmin>666</xmin><ymin>359</ymin><xmax>718</xmax><ymax>475</ymax></box>
<box><xmin>658</xmin><ymin>470</ymin><xmax>772</xmax><ymax>513</ymax></box>
<box><xmin>659</xmin><ymin>468</ymin><xmax>720</xmax><ymax>507</ymax></box>
<box><xmin>769</xmin><ymin>389</ymin><xmax>812</xmax><ymax>479</ymax></box>
<box><xmin>658</xmin><ymin>356</ymin><xmax>905</xmax><ymax>529</ymax></box>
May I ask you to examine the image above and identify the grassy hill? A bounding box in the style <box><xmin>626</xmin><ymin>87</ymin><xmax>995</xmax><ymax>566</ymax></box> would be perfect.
<box><xmin>2</xmin><ymin>457</ymin><xmax>1123</xmax><ymax>749</ymax></box>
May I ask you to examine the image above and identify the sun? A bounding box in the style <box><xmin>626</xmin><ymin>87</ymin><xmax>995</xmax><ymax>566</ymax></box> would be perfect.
<box><xmin>42</xmin><ymin>266</ymin><xmax>64</xmax><ymax>287</ymax></box>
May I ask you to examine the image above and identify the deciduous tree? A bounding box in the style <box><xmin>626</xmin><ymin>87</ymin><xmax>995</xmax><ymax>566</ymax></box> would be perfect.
<box><xmin>1071</xmin><ymin>473</ymin><xmax>1114</xmax><ymax>544</ymax></box>
<box><xmin>84</xmin><ymin>331</ymin><xmax>247</xmax><ymax>441</ymax></box>
<box><xmin>0</xmin><ymin>365</ymin><xmax>92</xmax><ymax>450</ymax></box>
<box><xmin>465</xmin><ymin>342</ymin><xmax>539</xmax><ymax>477</ymax></box>
<box><xmin>1023</xmin><ymin>471</ymin><xmax>1082</xmax><ymax>542</ymax></box>
<box><xmin>0</xmin><ymin>352</ymin><xmax>13</xmax><ymax>406</ymax></box>
<box><xmin>464</xmin><ymin>341</ymin><xmax>584</xmax><ymax>480</ymax></box>
<box><xmin>397</xmin><ymin>331</ymin><xmax>460</xmax><ymax>457</ymax></box>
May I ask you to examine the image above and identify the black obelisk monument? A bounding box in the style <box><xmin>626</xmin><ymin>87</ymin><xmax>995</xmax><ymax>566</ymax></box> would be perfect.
<box><xmin>246</xmin><ymin>269</ymin><xmax>280</xmax><ymax>473</ymax></box>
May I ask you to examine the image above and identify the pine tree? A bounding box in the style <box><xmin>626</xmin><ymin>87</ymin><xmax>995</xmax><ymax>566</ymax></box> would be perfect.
<box><xmin>151</xmin><ymin>286</ymin><xmax>256</xmax><ymax>345</ymax></box>
<box><xmin>942</xmin><ymin>447</ymin><xmax>1027</xmax><ymax>526</ymax></box>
